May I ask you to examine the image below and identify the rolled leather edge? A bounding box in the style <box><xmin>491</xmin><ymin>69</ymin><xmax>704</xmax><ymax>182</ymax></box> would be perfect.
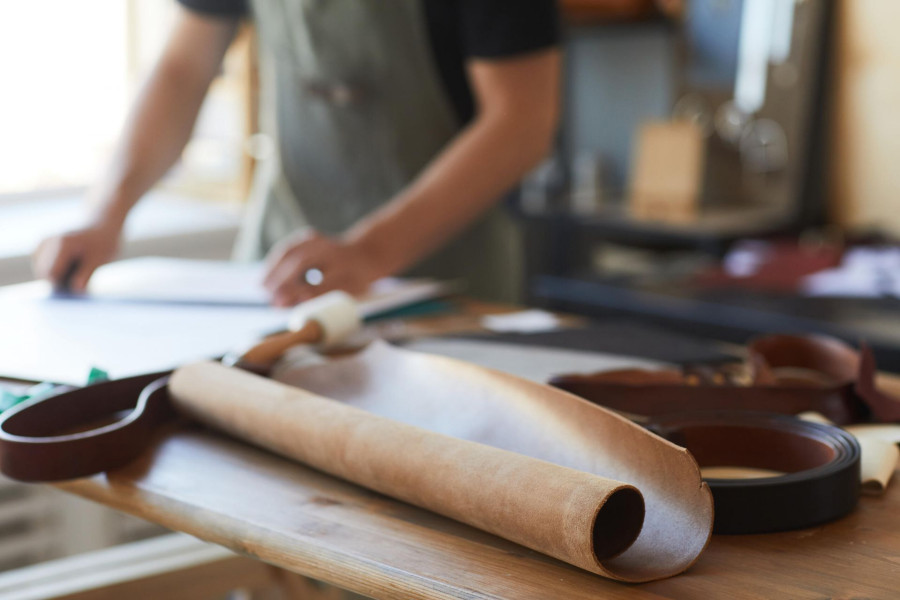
<box><xmin>169</xmin><ymin>361</ymin><xmax>647</xmax><ymax>579</ymax></box>
<box><xmin>855</xmin><ymin>436</ymin><xmax>899</xmax><ymax>494</ymax></box>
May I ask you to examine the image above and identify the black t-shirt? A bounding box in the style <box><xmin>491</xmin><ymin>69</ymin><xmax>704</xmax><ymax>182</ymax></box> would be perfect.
<box><xmin>177</xmin><ymin>0</ymin><xmax>560</xmax><ymax>124</ymax></box>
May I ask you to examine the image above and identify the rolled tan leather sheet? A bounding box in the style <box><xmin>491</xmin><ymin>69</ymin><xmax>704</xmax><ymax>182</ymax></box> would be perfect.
<box><xmin>855</xmin><ymin>436</ymin><xmax>899</xmax><ymax>494</ymax></box>
<box><xmin>169</xmin><ymin>342</ymin><xmax>713</xmax><ymax>582</ymax></box>
<box><xmin>844</xmin><ymin>423</ymin><xmax>900</xmax><ymax>494</ymax></box>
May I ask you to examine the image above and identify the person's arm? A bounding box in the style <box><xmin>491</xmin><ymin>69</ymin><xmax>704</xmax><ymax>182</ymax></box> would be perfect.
<box><xmin>33</xmin><ymin>9</ymin><xmax>239</xmax><ymax>291</ymax></box>
<box><xmin>264</xmin><ymin>48</ymin><xmax>561</xmax><ymax>306</ymax></box>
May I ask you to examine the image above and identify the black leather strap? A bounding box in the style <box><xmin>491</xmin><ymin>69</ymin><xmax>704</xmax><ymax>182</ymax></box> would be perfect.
<box><xmin>646</xmin><ymin>412</ymin><xmax>861</xmax><ymax>534</ymax></box>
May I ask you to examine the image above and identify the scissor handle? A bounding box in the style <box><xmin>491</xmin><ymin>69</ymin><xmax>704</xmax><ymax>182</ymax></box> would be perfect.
<box><xmin>0</xmin><ymin>372</ymin><xmax>174</xmax><ymax>482</ymax></box>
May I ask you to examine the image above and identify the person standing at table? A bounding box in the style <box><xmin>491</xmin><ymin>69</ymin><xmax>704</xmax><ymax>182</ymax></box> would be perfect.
<box><xmin>33</xmin><ymin>1</ymin><xmax>561</xmax><ymax>305</ymax></box>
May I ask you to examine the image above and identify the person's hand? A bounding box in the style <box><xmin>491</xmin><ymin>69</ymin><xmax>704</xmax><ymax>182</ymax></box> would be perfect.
<box><xmin>263</xmin><ymin>229</ymin><xmax>383</xmax><ymax>307</ymax></box>
<box><xmin>32</xmin><ymin>219</ymin><xmax>123</xmax><ymax>293</ymax></box>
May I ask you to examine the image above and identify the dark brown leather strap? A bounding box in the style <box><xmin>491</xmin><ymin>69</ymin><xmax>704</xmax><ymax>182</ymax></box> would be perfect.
<box><xmin>551</xmin><ymin>379</ymin><xmax>866</xmax><ymax>424</ymax></box>
<box><xmin>0</xmin><ymin>373</ymin><xmax>173</xmax><ymax>482</ymax></box>
<box><xmin>646</xmin><ymin>412</ymin><xmax>861</xmax><ymax>534</ymax></box>
<box><xmin>551</xmin><ymin>334</ymin><xmax>900</xmax><ymax>425</ymax></box>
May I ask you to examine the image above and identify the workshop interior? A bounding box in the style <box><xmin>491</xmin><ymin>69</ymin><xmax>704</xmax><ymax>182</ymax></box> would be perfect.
<box><xmin>1</xmin><ymin>1</ymin><xmax>900</xmax><ymax>598</ymax></box>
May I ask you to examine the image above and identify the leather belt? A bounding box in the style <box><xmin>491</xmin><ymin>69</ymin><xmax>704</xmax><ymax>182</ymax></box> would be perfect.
<box><xmin>0</xmin><ymin>373</ymin><xmax>172</xmax><ymax>482</ymax></box>
<box><xmin>551</xmin><ymin>334</ymin><xmax>900</xmax><ymax>425</ymax></box>
<box><xmin>645</xmin><ymin>412</ymin><xmax>861</xmax><ymax>534</ymax></box>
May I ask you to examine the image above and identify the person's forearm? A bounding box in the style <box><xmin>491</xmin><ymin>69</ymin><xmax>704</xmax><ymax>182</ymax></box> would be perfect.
<box><xmin>88</xmin><ymin>14</ymin><xmax>238</xmax><ymax>228</ymax></box>
<box><xmin>89</xmin><ymin>63</ymin><xmax>212</xmax><ymax>227</ymax></box>
<box><xmin>344</xmin><ymin>50</ymin><xmax>561</xmax><ymax>278</ymax></box>
<box><xmin>344</xmin><ymin>93</ymin><xmax>557</xmax><ymax>278</ymax></box>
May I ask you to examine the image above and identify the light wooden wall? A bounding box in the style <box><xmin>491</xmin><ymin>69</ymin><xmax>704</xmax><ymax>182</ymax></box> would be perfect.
<box><xmin>830</xmin><ymin>0</ymin><xmax>900</xmax><ymax>235</ymax></box>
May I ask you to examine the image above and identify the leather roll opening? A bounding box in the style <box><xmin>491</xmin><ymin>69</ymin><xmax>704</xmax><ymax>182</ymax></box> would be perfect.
<box><xmin>591</xmin><ymin>486</ymin><xmax>645</xmax><ymax>560</ymax></box>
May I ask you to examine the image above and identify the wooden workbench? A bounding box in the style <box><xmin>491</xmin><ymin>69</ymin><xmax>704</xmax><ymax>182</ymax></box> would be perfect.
<box><xmin>50</xmin><ymin>304</ymin><xmax>900</xmax><ymax>599</ymax></box>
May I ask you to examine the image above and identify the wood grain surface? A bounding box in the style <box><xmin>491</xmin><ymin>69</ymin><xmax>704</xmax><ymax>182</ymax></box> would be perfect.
<box><xmin>57</xmin><ymin>422</ymin><xmax>900</xmax><ymax>600</ymax></box>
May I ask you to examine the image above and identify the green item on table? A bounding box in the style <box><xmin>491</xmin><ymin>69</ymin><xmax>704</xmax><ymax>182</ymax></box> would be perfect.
<box><xmin>365</xmin><ymin>299</ymin><xmax>456</xmax><ymax>322</ymax></box>
<box><xmin>86</xmin><ymin>367</ymin><xmax>110</xmax><ymax>385</ymax></box>
<box><xmin>0</xmin><ymin>366</ymin><xmax>109</xmax><ymax>414</ymax></box>
<box><xmin>25</xmin><ymin>381</ymin><xmax>57</xmax><ymax>400</ymax></box>
<box><xmin>0</xmin><ymin>381</ymin><xmax>57</xmax><ymax>413</ymax></box>
<box><xmin>0</xmin><ymin>389</ymin><xmax>25</xmax><ymax>412</ymax></box>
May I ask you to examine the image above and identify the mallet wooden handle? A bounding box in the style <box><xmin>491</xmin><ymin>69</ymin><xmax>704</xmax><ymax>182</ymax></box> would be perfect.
<box><xmin>238</xmin><ymin>320</ymin><xmax>324</xmax><ymax>367</ymax></box>
<box><xmin>231</xmin><ymin>291</ymin><xmax>361</xmax><ymax>370</ymax></box>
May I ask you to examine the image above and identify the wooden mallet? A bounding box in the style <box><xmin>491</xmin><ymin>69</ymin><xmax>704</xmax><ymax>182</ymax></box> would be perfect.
<box><xmin>229</xmin><ymin>290</ymin><xmax>362</xmax><ymax>370</ymax></box>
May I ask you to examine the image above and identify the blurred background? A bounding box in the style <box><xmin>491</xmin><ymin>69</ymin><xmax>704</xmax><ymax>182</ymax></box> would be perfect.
<box><xmin>2</xmin><ymin>0</ymin><xmax>900</xmax><ymax>584</ymax></box>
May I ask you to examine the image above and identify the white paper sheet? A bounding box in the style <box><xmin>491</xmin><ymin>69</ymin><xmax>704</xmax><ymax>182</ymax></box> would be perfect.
<box><xmin>1</xmin><ymin>257</ymin><xmax>452</xmax><ymax>384</ymax></box>
<box><xmin>85</xmin><ymin>257</ymin><xmax>452</xmax><ymax>318</ymax></box>
<box><xmin>0</xmin><ymin>281</ymin><xmax>291</xmax><ymax>385</ymax></box>
<box><xmin>87</xmin><ymin>257</ymin><xmax>270</xmax><ymax>306</ymax></box>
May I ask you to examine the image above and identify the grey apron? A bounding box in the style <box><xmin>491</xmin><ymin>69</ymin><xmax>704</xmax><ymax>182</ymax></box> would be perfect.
<box><xmin>235</xmin><ymin>0</ymin><xmax>523</xmax><ymax>302</ymax></box>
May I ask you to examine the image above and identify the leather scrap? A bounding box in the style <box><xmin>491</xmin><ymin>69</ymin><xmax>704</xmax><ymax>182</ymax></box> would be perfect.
<box><xmin>168</xmin><ymin>341</ymin><xmax>714</xmax><ymax>583</ymax></box>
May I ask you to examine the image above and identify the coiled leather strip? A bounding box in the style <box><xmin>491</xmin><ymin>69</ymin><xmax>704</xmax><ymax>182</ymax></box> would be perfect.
<box><xmin>646</xmin><ymin>412</ymin><xmax>861</xmax><ymax>534</ymax></box>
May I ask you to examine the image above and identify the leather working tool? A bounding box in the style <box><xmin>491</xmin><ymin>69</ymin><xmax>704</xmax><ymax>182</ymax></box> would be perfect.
<box><xmin>0</xmin><ymin>292</ymin><xmax>362</xmax><ymax>482</ymax></box>
<box><xmin>551</xmin><ymin>334</ymin><xmax>900</xmax><ymax>425</ymax></box>
<box><xmin>645</xmin><ymin>411</ymin><xmax>861</xmax><ymax>534</ymax></box>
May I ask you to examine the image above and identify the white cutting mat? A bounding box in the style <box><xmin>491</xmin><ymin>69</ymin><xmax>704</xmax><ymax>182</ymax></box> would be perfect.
<box><xmin>404</xmin><ymin>338</ymin><xmax>663</xmax><ymax>383</ymax></box>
